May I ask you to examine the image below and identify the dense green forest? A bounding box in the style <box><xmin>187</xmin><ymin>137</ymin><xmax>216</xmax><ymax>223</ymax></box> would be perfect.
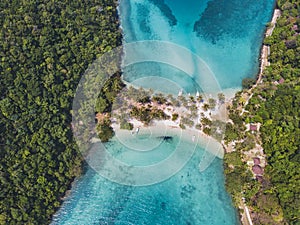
<box><xmin>224</xmin><ymin>0</ymin><xmax>300</xmax><ymax>224</ymax></box>
<box><xmin>1</xmin><ymin>0</ymin><xmax>299</xmax><ymax>224</ymax></box>
<box><xmin>0</xmin><ymin>0</ymin><xmax>121</xmax><ymax>224</ymax></box>
<box><xmin>95</xmin><ymin>73</ymin><xmax>125</xmax><ymax>142</ymax></box>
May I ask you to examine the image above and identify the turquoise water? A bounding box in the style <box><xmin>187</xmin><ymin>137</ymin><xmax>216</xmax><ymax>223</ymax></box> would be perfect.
<box><xmin>120</xmin><ymin>0</ymin><xmax>275</xmax><ymax>90</ymax></box>
<box><xmin>52</xmin><ymin>136</ymin><xmax>238</xmax><ymax>224</ymax></box>
<box><xmin>53</xmin><ymin>0</ymin><xmax>275</xmax><ymax>224</ymax></box>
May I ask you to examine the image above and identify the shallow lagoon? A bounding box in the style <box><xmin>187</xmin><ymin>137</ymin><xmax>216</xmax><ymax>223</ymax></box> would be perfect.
<box><xmin>52</xmin><ymin>135</ymin><xmax>238</xmax><ymax>224</ymax></box>
<box><xmin>52</xmin><ymin>0</ymin><xmax>275</xmax><ymax>224</ymax></box>
<box><xmin>120</xmin><ymin>0</ymin><xmax>275</xmax><ymax>90</ymax></box>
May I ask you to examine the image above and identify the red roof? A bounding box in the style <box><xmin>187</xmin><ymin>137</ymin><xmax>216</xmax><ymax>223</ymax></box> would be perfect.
<box><xmin>256</xmin><ymin>175</ymin><xmax>263</xmax><ymax>182</ymax></box>
<box><xmin>279</xmin><ymin>78</ymin><xmax>285</xmax><ymax>84</ymax></box>
<box><xmin>250</xmin><ymin>124</ymin><xmax>257</xmax><ymax>131</ymax></box>
<box><xmin>252</xmin><ymin>165</ymin><xmax>263</xmax><ymax>175</ymax></box>
<box><xmin>253</xmin><ymin>157</ymin><xmax>260</xmax><ymax>165</ymax></box>
<box><xmin>292</xmin><ymin>25</ymin><xmax>298</xmax><ymax>31</ymax></box>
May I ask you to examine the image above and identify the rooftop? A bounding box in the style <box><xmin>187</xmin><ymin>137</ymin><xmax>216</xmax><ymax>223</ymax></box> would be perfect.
<box><xmin>252</xmin><ymin>165</ymin><xmax>263</xmax><ymax>175</ymax></box>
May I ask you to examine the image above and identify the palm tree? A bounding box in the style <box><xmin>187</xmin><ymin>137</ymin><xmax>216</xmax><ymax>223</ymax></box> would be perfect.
<box><xmin>218</xmin><ymin>93</ymin><xmax>225</xmax><ymax>103</ymax></box>
<box><xmin>202</xmin><ymin>103</ymin><xmax>209</xmax><ymax>111</ymax></box>
<box><xmin>197</xmin><ymin>95</ymin><xmax>203</xmax><ymax>102</ymax></box>
<box><xmin>208</xmin><ymin>98</ymin><xmax>216</xmax><ymax>109</ymax></box>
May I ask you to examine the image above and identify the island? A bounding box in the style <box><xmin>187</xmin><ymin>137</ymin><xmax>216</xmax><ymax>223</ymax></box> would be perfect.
<box><xmin>1</xmin><ymin>0</ymin><xmax>299</xmax><ymax>224</ymax></box>
<box><xmin>95</xmin><ymin>83</ymin><xmax>228</xmax><ymax>144</ymax></box>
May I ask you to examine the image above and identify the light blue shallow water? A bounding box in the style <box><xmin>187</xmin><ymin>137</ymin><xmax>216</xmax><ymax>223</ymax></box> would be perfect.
<box><xmin>52</xmin><ymin>0</ymin><xmax>275</xmax><ymax>224</ymax></box>
<box><xmin>52</xmin><ymin>136</ymin><xmax>238</xmax><ymax>225</ymax></box>
<box><xmin>120</xmin><ymin>0</ymin><xmax>275</xmax><ymax>90</ymax></box>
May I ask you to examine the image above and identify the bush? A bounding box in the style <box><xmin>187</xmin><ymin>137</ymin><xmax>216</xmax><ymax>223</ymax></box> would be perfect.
<box><xmin>120</xmin><ymin>121</ymin><xmax>133</xmax><ymax>130</ymax></box>
<box><xmin>172</xmin><ymin>113</ymin><xmax>179</xmax><ymax>121</ymax></box>
<box><xmin>97</xmin><ymin>123</ymin><xmax>115</xmax><ymax>142</ymax></box>
<box><xmin>242</xmin><ymin>77</ymin><xmax>256</xmax><ymax>89</ymax></box>
<box><xmin>179</xmin><ymin>123</ymin><xmax>186</xmax><ymax>129</ymax></box>
<box><xmin>195</xmin><ymin>124</ymin><xmax>202</xmax><ymax>130</ymax></box>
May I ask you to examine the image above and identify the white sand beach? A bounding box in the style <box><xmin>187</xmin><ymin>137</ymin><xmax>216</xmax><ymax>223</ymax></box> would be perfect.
<box><xmin>110</xmin><ymin>89</ymin><xmax>239</xmax><ymax>161</ymax></box>
<box><xmin>112</xmin><ymin>119</ymin><xmax>224</xmax><ymax>159</ymax></box>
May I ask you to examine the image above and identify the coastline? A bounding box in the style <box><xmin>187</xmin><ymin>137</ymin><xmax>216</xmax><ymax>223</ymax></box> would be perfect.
<box><xmin>112</xmin><ymin>119</ymin><xmax>225</xmax><ymax>159</ymax></box>
<box><xmin>109</xmin><ymin>86</ymin><xmax>240</xmax><ymax>160</ymax></box>
<box><xmin>55</xmin><ymin>1</ymin><xmax>125</xmax><ymax>212</ymax></box>
<box><xmin>257</xmin><ymin>9</ymin><xmax>281</xmax><ymax>84</ymax></box>
<box><xmin>55</xmin><ymin>2</ymin><xmax>279</xmax><ymax>224</ymax></box>
<box><xmin>223</xmin><ymin>7</ymin><xmax>281</xmax><ymax>225</ymax></box>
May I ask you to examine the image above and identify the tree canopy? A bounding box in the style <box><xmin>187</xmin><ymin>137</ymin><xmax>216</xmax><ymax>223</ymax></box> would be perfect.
<box><xmin>0</xmin><ymin>0</ymin><xmax>122</xmax><ymax>223</ymax></box>
<box><xmin>224</xmin><ymin>1</ymin><xmax>300</xmax><ymax>223</ymax></box>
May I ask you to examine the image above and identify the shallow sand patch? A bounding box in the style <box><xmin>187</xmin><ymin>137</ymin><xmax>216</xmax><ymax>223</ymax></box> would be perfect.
<box><xmin>112</xmin><ymin>120</ymin><xmax>224</xmax><ymax>160</ymax></box>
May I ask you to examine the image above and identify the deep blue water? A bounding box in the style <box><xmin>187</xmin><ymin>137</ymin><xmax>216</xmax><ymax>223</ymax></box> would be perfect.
<box><xmin>52</xmin><ymin>0</ymin><xmax>275</xmax><ymax>224</ymax></box>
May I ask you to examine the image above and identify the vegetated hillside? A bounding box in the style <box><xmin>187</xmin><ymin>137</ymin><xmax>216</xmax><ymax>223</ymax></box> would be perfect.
<box><xmin>0</xmin><ymin>0</ymin><xmax>121</xmax><ymax>224</ymax></box>
<box><xmin>224</xmin><ymin>0</ymin><xmax>300</xmax><ymax>224</ymax></box>
<box><xmin>250</xmin><ymin>0</ymin><xmax>300</xmax><ymax>222</ymax></box>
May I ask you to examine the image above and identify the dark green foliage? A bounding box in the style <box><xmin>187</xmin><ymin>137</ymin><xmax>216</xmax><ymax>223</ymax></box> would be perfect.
<box><xmin>138</xmin><ymin>96</ymin><xmax>151</xmax><ymax>104</ymax></box>
<box><xmin>95</xmin><ymin>72</ymin><xmax>125</xmax><ymax>113</ymax></box>
<box><xmin>130</xmin><ymin>107</ymin><xmax>152</xmax><ymax>124</ymax></box>
<box><xmin>242</xmin><ymin>77</ymin><xmax>256</xmax><ymax>89</ymax></box>
<box><xmin>256</xmin><ymin>84</ymin><xmax>300</xmax><ymax>223</ymax></box>
<box><xmin>195</xmin><ymin>124</ymin><xmax>202</xmax><ymax>130</ymax></box>
<box><xmin>210</xmin><ymin>120</ymin><xmax>226</xmax><ymax>141</ymax></box>
<box><xmin>264</xmin><ymin>2</ymin><xmax>300</xmax><ymax>71</ymax></box>
<box><xmin>202</xmin><ymin>127</ymin><xmax>211</xmax><ymax>135</ymax></box>
<box><xmin>130</xmin><ymin>106</ymin><xmax>169</xmax><ymax>125</ymax></box>
<box><xmin>0</xmin><ymin>0</ymin><xmax>121</xmax><ymax>223</ymax></box>
<box><xmin>171</xmin><ymin>113</ymin><xmax>179</xmax><ymax>121</ymax></box>
<box><xmin>94</xmin><ymin>73</ymin><xmax>125</xmax><ymax>142</ymax></box>
<box><xmin>224</xmin><ymin>123</ymin><xmax>240</xmax><ymax>142</ymax></box>
<box><xmin>120</xmin><ymin>121</ymin><xmax>134</xmax><ymax>130</ymax></box>
<box><xmin>200</xmin><ymin>117</ymin><xmax>212</xmax><ymax>126</ymax></box>
<box><xmin>152</xmin><ymin>95</ymin><xmax>167</xmax><ymax>105</ymax></box>
<box><xmin>229</xmin><ymin>110</ymin><xmax>244</xmax><ymax>127</ymax></box>
<box><xmin>180</xmin><ymin>116</ymin><xmax>194</xmax><ymax>128</ymax></box>
<box><xmin>225</xmin><ymin>1</ymin><xmax>300</xmax><ymax>223</ymax></box>
<box><xmin>224</xmin><ymin>151</ymin><xmax>251</xmax><ymax>207</ymax></box>
<box><xmin>208</xmin><ymin>98</ymin><xmax>216</xmax><ymax>109</ymax></box>
<box><xmin>202</xmin><ymin>103</ymin><xmax>210</xmax><ymax>111</ymax></box>
<box><xmin>179</xmin><ymin>123</ymin><xmax>186</xmax><ymax>129</ymax></box>
<box><xmin>250</xmin><ymin>1</ymin><xmax>300</xmax><ymax>221</ymax></box>
<box><xmin>253</xmin><ymin>192</ymin><xmax>284</xmax><ymax>224</ymax></box>
<box><xmin>97</xmin><ymin>118</ymin><xmax>115</xmax><ymax>142</ymax></box>
<box><xmin>218</xmin><ymin>93</ymin><xmax>225</xmax><ymax>103</ymax></box>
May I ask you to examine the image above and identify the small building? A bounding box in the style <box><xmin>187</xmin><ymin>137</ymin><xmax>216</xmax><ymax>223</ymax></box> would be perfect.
<box><xmin>250</xmin><ymin>124</ymin><xmax>257</xmax><ymax>132</ymax></box>
<box><xmin>252</xmin><ymin>165</ymin><xmax>263</xmax><ymax>175</ymax></box>
<box><xmin>253</xmin><ymin>157</ymin><xmax>260</xmax><ymax>165</ymax></box>
<box><xmin>246</xmin><ymin>123</ymin><xmax>261</xmax><ymax>133</ymax></box>
<box><xmin>256</xmin><ymin>175</ymin><xmax>263</xmax><ymax>182</ymax></box>
<box><xmin>292</xmin><ymin>24</ymin><xmax>298</xmax><ymax>31</ymax></box>
<box><xmin>279</xmin><ymin>78</ymin><xmax>285</xmax><ymax>84</ymax></box>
